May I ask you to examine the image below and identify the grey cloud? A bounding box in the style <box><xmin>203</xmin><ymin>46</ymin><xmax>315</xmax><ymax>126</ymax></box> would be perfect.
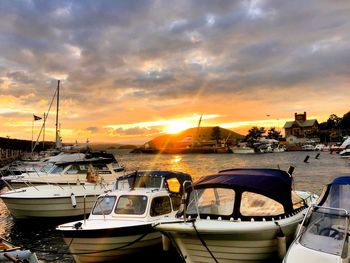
<box><xmin>86</xmin><ymin>126</ymin><xmax>98</xmax><ymax>133</ymax></box>
<box><xmin>1</xmin><ymin>0</ymin><xmax>350</xmax><ymax>107</ymax></box>
<box><xmin>113</xmin><ymin>127</ymin><xmax>160</xmax><ymax>136</ymax></box>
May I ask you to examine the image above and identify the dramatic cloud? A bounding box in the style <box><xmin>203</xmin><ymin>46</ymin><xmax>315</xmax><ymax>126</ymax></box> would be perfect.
<box><xmin>0</xmin><ymin>0</ymin><xmax>349</xmax><ymax>143</ymax></box>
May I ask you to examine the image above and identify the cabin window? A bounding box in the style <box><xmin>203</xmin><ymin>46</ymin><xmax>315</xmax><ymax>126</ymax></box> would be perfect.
<box><xmin>171</xmin><ymin>195</ymin><xmax>182</xmax><ymax>211</ymax></box>
<box><xmin>92</xmin><ymin>196</ymin><xmax>116</xmax><ymax>215</ymax></box>
<box><xmin>187</xmin><ymin>188</ymin><xmax>235</xmax><ymax>216</ymax></box>
<box><xmin>66</xmin><ymin>164</ymin><xmax>89</xmax><ymax>174</ymax></box>
<box><xmin>166</xmin><ymin>178</ymin><xmax>181</xmax><ymax>193</ymax></box>
<box><xmin>50</xmin><ymin>165</ymin><xmax>64</xmax><ymax>174</ymax></box>
<box><xmin>150</xmin><ymin>196</ymin><xmax>172</xmax><ymax>217</ymax></box>
<box><xmin>115</xmin><ymin>195</ymin><xmax>148</xmax><ymax>215</ymax></box>
<box><xmin>93</xmin><ymin>164</ymin><xmax>112</xmax><ymax>174</ymax></box>
<box><xmin>240</xmin><ymin>192</ymin><xmax>284</xmax><ymax>216</ymax></box>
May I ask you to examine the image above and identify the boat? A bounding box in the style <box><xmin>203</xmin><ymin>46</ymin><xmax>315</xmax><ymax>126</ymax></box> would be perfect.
<box><xmin>302</xmin><ymin>144</ymin><xmax>315</xmax><ymax>151</ymax></box>
<box><xmin>2</xmin><ymin>152</ymin><xmax>124</xmax><ymax>189</ymax></box>
<box><xmin>0</xmin><ymin>179</ymin><xmax>114</xmax><ymax>220</ymax></box>
<box><xmin>0</xmin><ymin>152</ymin><xmax>85</xmax><ymax>177</ymax></box>
<box><xmin>230</xmin><ymin>144</ymin><xmax>255</xmax><ymax>154</ymax></box>
<box><xmin>155</xmin><ymin>168</ymin><xmax>318</xmax><ymax>263</ymax></box>
<box><xmin>0</xmin><ymin>237</ymin><xmax>39</xmax><ymax>262</ymax></box>
<box><xmin>283</xmin><ymin>176</ymin><xmax>350</xmax><ymax>263</ymax></box>
<box><xmin>339</xmin><ymin>147</ymin><xmax>350</xmax><ymax>158</ymax></box>
<box><xmin>56</xmin><ymin>170</ymin><xmax>192</xmax><ymax>263</ymax></box>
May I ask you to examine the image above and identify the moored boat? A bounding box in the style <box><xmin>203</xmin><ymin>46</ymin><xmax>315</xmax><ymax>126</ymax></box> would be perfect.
<box><xmin>2</xmin><ymin>152</ymin><xmax>124</xmax><ymax>189</ymax></box>
<box><xmin>0</xmin><ymin>237</ymin><xmax>39</xmax><ymax>262</ymax></box>
<box><xmin>155</xmin><ymin>168</ymin><xmax>318</xmax><ymax>263</ymax></box>
<box><xmin>0</xmin><ymin>180</ymin><xmax>114</xmax><ymax>220</ymax></box>
<box><xmin>283</xmin><ymin>176</ymin><xmax>350</xmax><ymax>263</ymax></box>
<box><xmin>56</xmin><ymin>170</ymin><xmax>192</xmax><ymax>263</ymax></box>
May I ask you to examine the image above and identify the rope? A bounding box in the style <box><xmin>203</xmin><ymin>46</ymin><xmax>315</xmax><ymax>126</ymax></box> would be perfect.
<box><xmin>192</xmin><ymin>221</ymin><xmax>218</xmax><ymax>263</ymax></box>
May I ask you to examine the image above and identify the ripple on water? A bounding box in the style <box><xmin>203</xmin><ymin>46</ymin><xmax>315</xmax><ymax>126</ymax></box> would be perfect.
<box><xmin>0</xmin><ymin>150</ymin><xmax>348</xmax><ymax>262</ymax></box>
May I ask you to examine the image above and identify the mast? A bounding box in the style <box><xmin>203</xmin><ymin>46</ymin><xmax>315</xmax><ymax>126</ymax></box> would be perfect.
<box><xmin>192</xmin><ymin>114</ymin><xmax>202</xmax><ymax>147</ymax></box>
<box><xmin>55</xmin><ymin>80</ymin><xmax>60</xmax><ymax>149</ymax></box>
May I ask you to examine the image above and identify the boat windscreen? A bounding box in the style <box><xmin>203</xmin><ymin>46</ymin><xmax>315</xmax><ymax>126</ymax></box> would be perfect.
<box><xmin>92</xmin><ymin>196</ymin><xmax>116</xmax><ymax>215</ymax></box>
<box><xmin>323</xmin><ymin>184</ymin><xmax>350</xmax><ymax>212</ymax></box>
<box><xmin>187</xmin><ymin>188</ymin><xmax>235</xmax><ymax>216</ymax></box>
<box><xmin>115</xmin><ymin>195</ymin><xmax>148</xmax><ymax>215</ymax></box>
<box><xmin>299</xmin><ymin>207</ymin><xmax>349</xmax><ymax>256</ymax></box>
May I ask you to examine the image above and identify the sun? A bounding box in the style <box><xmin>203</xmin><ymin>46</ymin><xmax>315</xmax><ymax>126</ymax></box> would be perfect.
<box><xmin>164</xmin><ymin>120</ymin><xmax>193</xmax><ymax>134</ymax></box>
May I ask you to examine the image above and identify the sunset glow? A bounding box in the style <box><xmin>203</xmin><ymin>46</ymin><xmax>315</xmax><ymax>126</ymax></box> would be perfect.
<box><xmin>163</xmin><ymin>120</ymin><xmax>194</xmax><ymax>134</ymax></box>
<box><xmin>0</xmin><ymin>1</ymin><xmax>349</xmax><ymax>144</ymax></box>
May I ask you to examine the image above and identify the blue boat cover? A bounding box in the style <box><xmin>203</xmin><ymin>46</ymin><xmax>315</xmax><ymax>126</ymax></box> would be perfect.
<box><xmin>318</xmin><ymin>176</ymin><xmax>350</xmax><ymax>210</ymax></box>
<box><xmin>330</xmin><ymin>176</ymin><xmax>350</xmax><ymax>185</ymax></box>
<box><xmin>193</xmin><ymin>168</ymin><xmax>294</xmax><ymax>211</ymax></box>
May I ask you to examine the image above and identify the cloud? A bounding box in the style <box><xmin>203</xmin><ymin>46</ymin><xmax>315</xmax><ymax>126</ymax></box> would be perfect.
<box><xmin>113</xmin><ymin>127</ymin><xmax>160</xmax><ymax>136</ymax></box>
<box><xmin>86</xmin><ymin>126</ymin><xmax>98</xmax><ymax>133</ymax></box>
<box><xmin>1</xmin><ymin>0</ymin><xmax>350</xmax><ymax>142</ymax></box>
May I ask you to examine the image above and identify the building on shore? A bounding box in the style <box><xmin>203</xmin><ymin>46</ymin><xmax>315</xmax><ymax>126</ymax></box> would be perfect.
<box><xmin>284</xmin><ymin>112</ymin><xmax>319</xmax><ymax>144</ymax></box>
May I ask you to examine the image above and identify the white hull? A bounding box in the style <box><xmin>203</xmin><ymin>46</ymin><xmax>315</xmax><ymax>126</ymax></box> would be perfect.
<box><xmin>64</xmin><ymin>231</ymin><xmax>161</xmax><ymax>263</ymax></box>
<box><xmin>157</xmin><ymin>211</ymin><xmax>306</xmax><ymax>263</ymax></box>
<box><xmin>231</xmin><ymin>148</ymin><xmax>255</xmax><ymax>154</ymax></box>
<box><xmin>1</xmin><ymin>184</ymin><xmax>113</xmax><ymax>219</ymax></box>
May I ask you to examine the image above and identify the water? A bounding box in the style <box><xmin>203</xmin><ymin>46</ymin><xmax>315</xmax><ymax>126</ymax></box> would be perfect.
<box><xmin>0</xmin><ymin>151</ymin><xmax>349</xmax><ymax>262</ymax></box>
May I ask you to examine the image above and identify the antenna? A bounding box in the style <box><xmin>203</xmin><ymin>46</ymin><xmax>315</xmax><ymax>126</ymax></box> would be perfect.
<box><xmin>55</xmin><ymin>80</ymin><xmax>61</xmax><ymax>149</ymax></box>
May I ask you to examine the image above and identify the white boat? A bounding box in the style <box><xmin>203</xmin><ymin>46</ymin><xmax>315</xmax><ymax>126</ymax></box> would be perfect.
<box><xmin>230</xmin><ymin>146</ymin><xmax>255</xmax><ymax>154</ymax></box>
<box><xmin>56</xmin><ymin>171</ymin><xmax>192</xmax><ymax>263</ymax></box>
<box><xmin>0</xmin><ymin>237</ymin><xmax>39</xmax><ymax>262</ymax></box>
<box><xmin>0</xmin><ymin>181</ymin><xmax>114</xmax><ymax>219</ymax></box>
<box><xmin>283</xmin><ymin>176</ymin><xmax>350</xmax><ymax>263</ymax></box>
<box><xmin>339</xmin><ymin>148</ymin><xmax>350</xmax><ymax>158</ymax></box>
<box><xmin>155</xmin><ymin>168</ymin><xmax>318</xmax><ymax>263</ymax></box>
<box><xmin>2</xmin><ymin>152</ymin><xmax>124</xmax><ymax>189</ymax></box>
<box><xmin>302</xmin><ymin>144</ymin><xmax>315</xmax><ymax>151</ymax></box>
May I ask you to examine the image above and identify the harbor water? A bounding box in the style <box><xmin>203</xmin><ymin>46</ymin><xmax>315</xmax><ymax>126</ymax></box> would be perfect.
<box><xmin>0</xmin><ymin>150</ymin><xmax>349</xmax><ymax>262</ymax></box>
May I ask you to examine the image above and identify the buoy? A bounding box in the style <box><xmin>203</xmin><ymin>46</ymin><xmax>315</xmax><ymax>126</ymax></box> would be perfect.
<box><xmin>304</xmin><ymin>155</ymin><xmax>310</xmax><ymax>163</ymax></box>
<box><xmin>275</xmin><ymin>222</ymin><xmax>286</xmax><ymax>260</ymax></box>
<box><xmin>162</xmin><ymin>234</ymin><xmax>171</xmax><ymax>251</ymax></box>
<box><xmin>71</xmin><ymin>193</ymin><xmax>77</xmax><ymax>208</ymax></box>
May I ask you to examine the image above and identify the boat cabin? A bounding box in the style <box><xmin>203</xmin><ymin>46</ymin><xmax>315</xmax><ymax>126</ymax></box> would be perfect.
<box><xmin>183</xmin><ymin>168</ymin><xmax>307</xmax><ymax>221</ymax></box>
<box><xmin>88</xmin><ymin>171</ymin><xmax>192</xmax><ymax>220</ymax></box>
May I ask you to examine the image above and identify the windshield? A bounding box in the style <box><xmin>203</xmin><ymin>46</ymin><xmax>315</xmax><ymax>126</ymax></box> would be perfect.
<box><xmin>115</xmin><ymin>195</ymin><xmax>148</xmax><ymax>215</ymax></box>
<box><xmin>49</xmin><ymin>165</ymin><xmax>65</xmax><ymax>174</ymax></box>
<box><xmin>323</xmin><ymin>184</ymin><xmax>350</xmax><ymax>212</ymax></box>
<box><xmin>299</xmin><ymin>207</ymin><xmax>349</xmax><ymax>256</ymax></box>
<box><xmin>116</xmin><ymin>176</ymin><xmax>163</xmax><ymax>190</ymax></box>
<box><xmin>92</xmin><ymin>196</ymin><xmax>116</xmax><ymax>215</ymax></box>
<box><xmin>187</xmin><ymin>188</ymin><xmax>235</xmax><ymax>216</ymax></box>
<box><xmin>40</xmin><ymin>163</ymin><xmax>55</xmax><ymax>173</ymax></box>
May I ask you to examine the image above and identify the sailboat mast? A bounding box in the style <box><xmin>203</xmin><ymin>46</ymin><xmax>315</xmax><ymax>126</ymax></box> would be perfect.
<box><xmin>55</xmin><ymin>80</ymin><xmax>60</xmax><ymax>148</ymax></box>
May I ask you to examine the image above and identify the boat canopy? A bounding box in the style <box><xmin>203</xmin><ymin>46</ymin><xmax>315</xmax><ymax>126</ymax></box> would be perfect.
<box><xmin>115</xmin><ymin>170</ymin><xmax>192</xmax><ymax>194</ymax></box>
<box><xmin>192</xmin><ymin>168</ymin><xmax>294</xmax><ymax>212</ymax></box>
<box><xmin>318</xmin><ymin>176</ymin><xmax>350</xmax><ymax>211</ymax></box>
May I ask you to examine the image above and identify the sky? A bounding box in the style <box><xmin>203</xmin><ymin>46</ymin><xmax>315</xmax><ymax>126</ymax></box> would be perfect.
<box><xmin>0</xmin><ymin>0</ymin><xmax>349</xmax><ymax>145</ymax></box>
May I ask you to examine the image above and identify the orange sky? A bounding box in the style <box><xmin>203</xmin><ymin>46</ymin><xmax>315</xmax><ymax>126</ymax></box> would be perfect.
<box><xmin>0</xmin><ymin>1</ymin><xmax>349</xmax><ymax>144</ymax></box>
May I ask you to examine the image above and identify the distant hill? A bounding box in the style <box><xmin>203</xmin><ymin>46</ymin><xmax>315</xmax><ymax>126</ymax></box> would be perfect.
<box><xmin>144</xmin><ymin>126</ymin><xmax>243</xmax><ymax>150</ymax></box>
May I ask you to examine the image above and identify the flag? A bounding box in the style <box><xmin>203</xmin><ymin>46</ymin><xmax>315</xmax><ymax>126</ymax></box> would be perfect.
<box><xmin>33</xmin><ymin>114</ymin><xmax>42</xmax><ymax>121</ymax></box>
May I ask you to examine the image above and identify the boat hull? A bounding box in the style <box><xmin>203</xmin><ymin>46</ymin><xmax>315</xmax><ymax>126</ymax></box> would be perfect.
<box><xmin>157</xmin><ymin>213</ymin><xmax>305</xmax><ymax>263</ymax></box>
<box><xmin>0</xmin><ymin>184</ymin><xmax>112</xmax><ymax>219</ymax></box>
<box><xmin>61</xmin><ymin>225</ymin><xmax>161</xmax><ymax>263</ymax></box>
